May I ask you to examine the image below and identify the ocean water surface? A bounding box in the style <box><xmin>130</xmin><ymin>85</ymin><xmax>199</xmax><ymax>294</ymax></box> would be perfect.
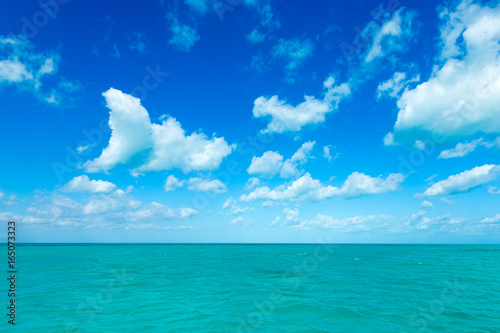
<box><xmin>11</xmin><ymin>244</ymin><xmax>500</xmax><ymax>332</ymax></box>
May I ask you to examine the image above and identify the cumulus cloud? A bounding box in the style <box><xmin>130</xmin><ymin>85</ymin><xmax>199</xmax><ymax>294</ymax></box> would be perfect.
<box><xmin>187</xmin><ymin>177</ymin><xmax>227</xmax><ymax>193</ymax></box>
<box><xmin>5</xmin><ymin>190</ymin><xmax>197</xmax><ymax>230</ymax></box>
<box><xmin>377</xmin><ymin>71</ymin><xmax>420</xmax><ymax>99</ymax></box>
<box><xmin>83</xmin><ymin>189</ymin><xmax>141</xmax><ymax>215</ymax></box>
<box><xmin>240</xmin><ymin>173</ymin><xmax>337</xmax><ymax>202</ymax></box>
<box><xmin>247</xmin><ymin>151</ymin><xmax>283</xmax><ymax>178</ymax></box>
<box><xmin>240</xmin><ymin>171</ymin><xmax>404</xmax><ymax>202</ymax></box>
<box><xmin>339</xmin><ymin>172</ymin><xmax>405</xmax><ymax>199</ymax></box>
<box><xmin>253</xmin><ymin>76</ymin><xmax>350</xmax><ymax>134</ymax></box>
<box><xmin>244</xmin><ymin>177</ymin><xmax>262</xmax><ymax>190</ymax></box>
<box><xmin>247</xmin><ymin>142</ymin><xmax>315</xmax><ymax>179</ymax></box>
<box><xmin>168</xmin><ymin>17</ymin><xmax>200</xmax><ymax>53</ymax></box>
<box><xmin>126</xmin><ymin>201</ymin><xmax>197</xmax><ymax>221</ymax></box>
<box><xmin>139</xmin><ymin>117</ymin><xmax>235</xmax><ymax>173</ymax></box>
<box><xmin>164</xmin><ymin>175</ymin><xmax>185</xmax><ymax>192</ymax></box>
<box><xmin>416</xmin><ymin>164</ymin><xmax>500</xmax><ymax>197</ymax></box>
<box><xmin>61</xmin><ymin>175</ymin><xmax>116</xmax><ymax>193</ymax></box>
<box><xmin>279</xmin><ymin>141</ymin><xmax>315</xmax><ymax>178</ymax></box>
<box><xmin>84</xmin><ymin>88</ymin><xmax>234</xmax><ymax>173</ymax></box>
<box><xmin>389</xmin><ymin>1</ymin><xmax>500</xmax><ymax>144</ymax></box>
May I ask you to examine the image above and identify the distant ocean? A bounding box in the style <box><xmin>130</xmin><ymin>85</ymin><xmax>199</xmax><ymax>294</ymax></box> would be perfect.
<box><xmin>12</xmin><ymin>244</ymin><xmax>500</xmax><ymax>332</ymax></box>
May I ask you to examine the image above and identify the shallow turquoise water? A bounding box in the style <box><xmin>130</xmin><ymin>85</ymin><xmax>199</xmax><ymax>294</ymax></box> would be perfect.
<box><xmin>8</xmin><ymin>244</ymin><xmax>500</xmax><ymax>332</ymax></box>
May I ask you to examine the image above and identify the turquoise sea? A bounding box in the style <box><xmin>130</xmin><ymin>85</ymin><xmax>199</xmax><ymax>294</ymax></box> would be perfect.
<box><xmin>9</xmin><ymin>244</ymin><xmax>500</xmax><ymax>332</ymax></box>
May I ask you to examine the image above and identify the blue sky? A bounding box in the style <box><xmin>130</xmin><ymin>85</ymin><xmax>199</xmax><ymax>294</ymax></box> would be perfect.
<box><xmin>0</xmin><ymin>0</ymin><xmax>499</xmax><ymax>243</ymax></box>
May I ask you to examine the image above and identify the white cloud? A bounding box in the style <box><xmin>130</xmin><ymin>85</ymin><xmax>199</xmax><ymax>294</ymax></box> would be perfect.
<box><xmin>6</xmin><ymin>190</ymin><xmax>197</xmax><ymax>229</ymax></box>
<box><xmin>247</xmin><ymin>151</ymin><xmax>283</xmax><ymax>178</ymax></box>
<box><xmin>323</xmin><ymin>145</ymin><xmax>338</xmax><ymax>162</ymax></box>
<box><xmin>164</xmin><ymin>175</ymin><xmax>185</xmax><ymax>192</ymax></box>
<box><xmin>187</xmin><ymin>177</ymin><xmax>227</xmax><ymax>193</ymax></box>
<box><xmin>339</xmin><ymin>172</ymin><xmax>405</xmax><ymax>199</ymax></box>
<box><xmin>168</xmin><ymin>18</ymin><xmax>200</xmax><ymax>53</ymax></box>
<box><xmin>390</xmin><ymin>1</ymin><xmax>500</xmax><ymax>144</ymax></box>
<box><xmin>0</xmin><ymin>189</ymin><xmax>18</xmax><ymax>207</ymax></box>
<box><xmin>279</xmin><ymin>141</ymin><xmax>315</xmax><ymax>178</ymax></box>
<box><xmin>481</xmin><ymin>214</ymin><xmax>500</xmax><ymax>223</ymax></box>
<box><xmin>364</xmin><ymin>9</ymin><xmax>417</xmax><ymax>63</ymax></box>
<box><xmin>52</xmin><ymin>194</ymin><xmax>78</xmax><ymax>208</ymax></box>
<box><xmin>139</xmin><ymin>117</ymin><xmax>235</xmax><ymax>173</ymax></box>
<box><xmin>83</xmin><ymin>88</ymin><xmax>152</xmax><ymax>172</ymax></box>
<box><xmin>488</xmin><ymin>186</ymin><xmax>500</xmax><ymax>195</ymax></box>
<box><xmin>61</xmin><ymin>175</ymin><xmax>116</xmax><ymax>193</ymax></box>
<box><xmin>253</xmin><ymin>76</ymin><xmax>350</xmax><ymax>133</ymax></box>
<box><xmin>291</xmin><ymin>214</ymin><xmax>392</xmax><ymax>231</ymax></box>
<box><xmin>222</xmin><ymin>197</ymin><xmax>248</xmax><ymax>215</ymax></box>
<box><xmin>222</xmin><ymin>197</ymin><xmax>235</xmax><ymax>209</ymax></box>
<box><xmin>240</xmin><ymin>173</ymin><xmax>337</xmax><ymax>202</ymax></box>
<box><xmin>240</xmin><ymin>171</ymin><xmax>404</xmax><ymax>202</ymax></box>
<box><xmin>438</xmin><ymin>137</ymin><xmax>499</xmax><ymax>159</ymax></box>
<box><xmin>126</xmin><ymin>201</ymin><xmax>197</xmax><ymax>221</ymax></box>
<box><xmin>383</xmin><ymin>132</ymin><xmax>396</xmax><ymax>146</ymax></box>
<box><xmin>231</xmin><ymin>216</ymin><xmax>244</xmax><ymax>225</ymax></box>
<box><xmin>438</xmin><ymin>138</ymin><xmax>483</xmax><ymax>158</ymax></box>
<box><xmin>83</xmin><ymin>190</ymin><xmax>141</xmax><ymax>215</ymax></box>
<box><xmin>0</xmin><ymin>58</ymin><xmax>32</xmax><ymax>82</ymax></box>
<box><xmin>247</xmin><ymin>142</ymin><xmax>315</xmax><ymax>180</ymax></box>
<box><xmin>421</xmin><ymin>200</ymin><xmax>433</xmax><ymax>208</ymax></box>
<box><xmin>414</xmin><ymin>140</ymin><xmax>425</xmax><ymax>150</ymax></box>
<box><xmin>272</xmin><ymin>37</ymin><xmax>314</xmax><ymax>81</ymax></box>
<box><xmin>377</xmin><ymin>72</ymin><xmax>420</xmax><ymax>99</ymax></box>
<box><xmin>482</xmin><ymin>137</ymin><xmax>500</xmax><ymax>149</ymax></box>
<box><xmin>416</xmin><ymin>164</ymin><xmax>500</xmax><ymax>197</ymax></box>
<box><xmin>0</xmin><ymin>35</ymin><xmax>75</xmax><ymax>104</ymax></box>
<box><xmin>244</xmin><ymin>177</ymin><xmax>261</xmax><ymax>190</ymax></box>
<box><xmin>84</xmin><ymin>88</ymin><xmax>234</xmax><ymax>173</ymax></box>
<box><xmin>283</xmin><ymin>207</ymin><xmax>299</xmax><ymax>225</ymax></box>
<box><xmin>270</xmin><ymin>216</ymin><xmax>280</xmax><ymax>226</ymax></box>
<box><xmin>77</xmin><ymin>145</ymin><xmax>91</xmax><ymax>154</ymax></box>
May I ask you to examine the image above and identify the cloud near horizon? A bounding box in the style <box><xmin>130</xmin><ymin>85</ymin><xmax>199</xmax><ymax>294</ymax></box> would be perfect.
<box><xmin>240</xmin><ymin>171</ymin><xmax>405</xmax><ymax>202</ymax></box>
